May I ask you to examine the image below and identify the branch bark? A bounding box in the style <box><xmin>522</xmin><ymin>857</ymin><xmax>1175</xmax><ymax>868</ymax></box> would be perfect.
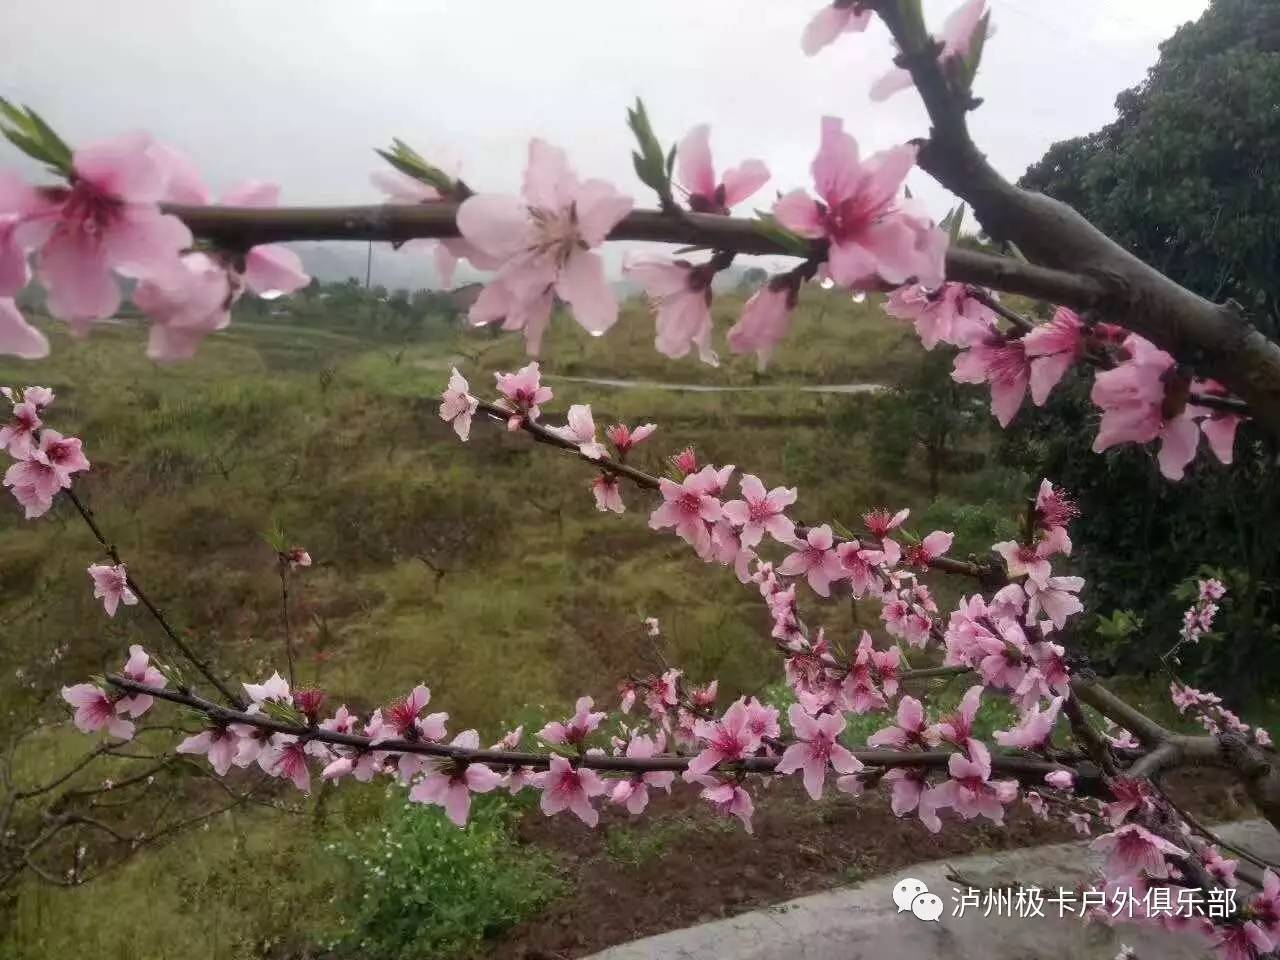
<box><xmin>870</xmin><ymin>0</ymin><xmax>1280</xmax><ymax>434</ymax></box>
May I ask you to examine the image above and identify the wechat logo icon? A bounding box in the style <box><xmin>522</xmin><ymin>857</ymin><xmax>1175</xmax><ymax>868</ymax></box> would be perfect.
<box><xmin>892</xmin><ymin>877</ymin><xmax>944</xmax><ymax>922</ymax></box>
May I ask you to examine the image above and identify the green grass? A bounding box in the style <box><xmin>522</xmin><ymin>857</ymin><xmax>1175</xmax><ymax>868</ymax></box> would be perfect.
<box><xmin>602</xmin><ymin>813</ymin><xmax>733</xmax><ymax>868</ymax></box>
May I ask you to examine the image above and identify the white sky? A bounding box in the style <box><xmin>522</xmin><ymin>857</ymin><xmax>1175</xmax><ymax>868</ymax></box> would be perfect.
<box><xmin>0</xmin><ymin>0</ymin><xmax>1209</xmax><ymax>281</ymax></box>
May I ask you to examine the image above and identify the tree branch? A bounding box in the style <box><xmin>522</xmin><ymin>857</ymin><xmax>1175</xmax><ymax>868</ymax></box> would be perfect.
<box><xmin>103</xmin><ymin>674</ymin><xmax>1076</xmax><ymax>781</ymax></box>
<box><xmin>63</xmin><ymin>487</ymin><xmax>242</xmax><ymax>707</ymax></box>
<box><xmin>869</xmin><ymin>0</ymin><xmax>1280</xmax><ymax>434</ymax></box>
<box><xmin>166</xmin><ymin>201</ymin><xmax>1106</xmax><ymax>314</ymax></box>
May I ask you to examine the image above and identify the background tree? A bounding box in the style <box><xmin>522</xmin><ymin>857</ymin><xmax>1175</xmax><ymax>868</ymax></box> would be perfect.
<box><xmin>1021</xmin><ymin>0</ymin><xmax>1280</xmax><ymax>332</ymax></box>
<box><xmin>1012</xmin><ymin>0</ymin><xmax>1280</xmax><ymax>699</ymax></box>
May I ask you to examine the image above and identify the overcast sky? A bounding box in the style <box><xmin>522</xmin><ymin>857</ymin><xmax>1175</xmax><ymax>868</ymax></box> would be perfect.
<box><xmin>0</xmin><ymin>0</ymin><xmax>1209</xmax><ymax>283</ymax></box>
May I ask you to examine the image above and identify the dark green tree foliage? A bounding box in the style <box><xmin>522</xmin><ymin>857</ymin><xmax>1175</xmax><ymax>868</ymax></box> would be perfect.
<box><xmin>1020</xmin><ymin>0</ymin><xmax>1280</xmax><ymax>332</ymax></box>
<box><xmin>1010</xmin><ymin>0</ymin><xmax>1280</xmax><ymax>698</ymax></box>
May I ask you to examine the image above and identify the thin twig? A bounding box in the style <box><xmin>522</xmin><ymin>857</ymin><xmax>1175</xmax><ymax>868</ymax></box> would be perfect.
<box><xmin>62</xmin><ymin>487</ymin><xmax>242</xmax><ymax>707</ymax></box>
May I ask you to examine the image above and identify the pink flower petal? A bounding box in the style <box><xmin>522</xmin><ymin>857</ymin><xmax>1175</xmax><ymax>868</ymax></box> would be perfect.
<box><xmin>0</xmin><ymin>299</ymin><xmax>48</xmax><ymax>359</ymax></box>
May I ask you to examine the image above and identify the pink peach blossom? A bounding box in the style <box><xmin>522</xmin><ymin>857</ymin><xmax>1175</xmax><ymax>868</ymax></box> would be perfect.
<box><xmin>687</xmin><ymin>699</ymin><xmax>761</xmax><ymax>777</ymax></box>
<box><xmin>133</xmin><ymin>252</ymin><xmax>234</xmax><ymax>361</ymax></box>
<box><xmin>243</xmin><ymin>671</ymin><xmax>292</xmax><ymax>707</ymax></box>
<box><xmin>494</xmin><ymin>361</ymin><xmax>553</xmax><ymax>428</ymax></box>
<box><xmin>675</xmin><ymin>125</ymin><xmax>769</xmax><ymax>214</ymax></box>
<box><xmin>773</xmin><ymin>118</ymin><xmax>945</xmax><ymax>290</ymax></box>
<box><xmin>0</xmin><ymin>399</ymin><xmax>40</xmax><ymax>457</ymax></box>
<box><xmin>592</xmin><ymin>473</ymin><xmax>624</xmax><ymax>513</ymax></box>
<box><xmin>458</xmin><ymin>140</ymin><xmax>632</xmax><ymax>352</ymax></box>
<box><xmin>439</xmin><ymin>367</ymin><xmax>478</xmax><ymax>441</ymax></box>
<box><xmin>835</xmin><ymin>540</ymin><xmax>884</xmax><ymax>597</ymax></box>
<box><xmin>1091</xmin><ymin>334</ymin><xmax>1200</xmax><ymax>480</ymax></box>
<box><xmin>700</xmin><ymin>780</ymin><xmax>755</xmax><ymax>833</ymax></box>
<box><xmin>994</xmin><ymin>696</ymin><xmax>1063</xmax><ymax>750</ymax></box>
<box><xmin>177</xmin><ymin>728</ymin><xmax>240</xmax><ymax>776</ymax></box>
<box><xmin>779</xmin><ymin>524</ymin><xmax>844</xmax><ymax>597</ymax></box>
<box><xmin>867</xmin><ymin>695</ymin><xmax>930</xmax><ymax>749</ymax></box>
<box><xmin>1191</xmin><ymin>380</ymin><xmax>1246</xmax><ymax>466</ymax></box>
<box><xmin>709</xmin><ymin>519</ymin><xmax>756</xmax><ymax>584</ymax></box>
<box><xmin>538</xmin><ymin>696</ymin><xmax>606</xmax><ymax>747</ymax></box>
<box><xmin>19</xmin><ymin>133</ymin><xmax>193</xmax><ymax>329</ymax></box>
<box><xmin>535</xmin><ymin>754</ymin><xmax>606</xmax><ymax>827</ymax></box>
<box><xmin>408</xmin><ymin>730</ymin><xmax>503</xmax><ymax>826</ymax></box>
<box><xmin>863</xmin><ymin>507</ymin><xmax>909</xmax><ymax>566</ymax></box>
<box><xmin>1045</xmin><ymin>769</ymin><xmax>1075</xmax><ymax>791</ymax></box>
<box><xmin>624</xmin><ymin>257</ymin><xmax>719</xmax><ymax>364</ymax></box>
<box><xmin>39</xmin><ymin>429</ymin><xmax>90</xmax><ymax>483</ymax></box>
<box><xmin>802</xmin><ymin>2</ymin><xmax>872</xmax><ymax>55</ymax></box>
<box><xmin>927</xmin><ymin>740</ymin><xmax>1017</xmax><ymax>825</ymax></box>
<box><xmin>88</xmin><ymin>563</ymin><xmax>138</xmax><ymax>618</ymax></box>
<box><xmin>116</xmin><ymin>644</ymin><xmax>164</xmax><ymax>717</ymax></box>
<box><xmin>260</xmin><ymin>734</ymin><xmax>311</xmax><ymax>792</ymax></box>
<box><xmin>907</xmin><ymin>530</ymin><xmax>955</xmax><ymax>568</ymax></box>
<box><xmin>952</xmin><ymin>332</ymin><xmax>1030</xmax><ymax>427</ymax></box>
<box><xmin>609</xmin><ymin>734</ymin><xmax>675</xmax><ymax>814</ymax></box>
<box><xmin>726</xmin><ymin>279</ymin><xmax>798</xmax><ymax>369</ymax></box>
<box><xmin>550</xmin><ymin>404</ymin><xmax>606</xmax><ymax>459</ymax></box>
<box><xmin>1023</xmin><ymin>307</ymin><xmax>1084</xmax><ymax>404</ymax></box>
<box><xmin>649</xmin><ymin>474</ymin><xmax>722</xmax><ymax>558</ymax></box>
<box><xmin>934</xmin><ymin>684</ymin><xmax>984</xmax><ymax>747</ymax></box>
<box><xmin>604</xmin><ymin>422</ymin><xmax>656</xmax><ymax>457</ymax></box>
<box><xmin>0</xmin><ymin>299</ymin><xmax>48</xmax><ymax>359</ymax></box>
<box><xmin>0</xmin><ymin>171</ymin><xmax>46</xmax><ymax>296</ymax></box>
<box><xmin>1211</xmin><ymin>923</ymin><xmax>1274</xmax><ymax>960</ymax></box>
<box><xmin>776</xmin><ymin>704</ymin><xmax>863</xmax><ymax>799</ymax></box>
<box><xmin>721</xmin><ymin>474</ymin><xmax>797</xmax><ymax>548</ymax></box>
<box><xmin>1091</xmin><ymin>824</ymin><xmax>1187</xmax><ymax>880</ymax></box>
<box><xmin>62</xmin><ymin>683</ymin><xmax>134</xmax><ymax>740</ymax></box>
<box><xmin>882</xmin><ymin>767</ymin><xmax>942</xmax><ymax>833</ymax></box>
<box><xmin>1024</xmin><ymin>576</ymin><xmax>1084</xmax><ymax>629</ymax></box>
<box><xmin>993</xmin><ymin>539</ymin><xmax>1054</xmax><ymax>587</ymax></box>
<box><xmin>885</xmin><ymin>283</ymin><xmax>993</xmax><ymax>350</ymax></box>
<box><xmin>871</xmin><ymin>0</ymin><xmax>992</xmax><ymax>102</ymax></box>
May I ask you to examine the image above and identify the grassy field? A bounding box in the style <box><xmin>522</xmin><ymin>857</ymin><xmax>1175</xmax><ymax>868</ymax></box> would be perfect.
<box><xmin>0</xmin><ymin>288</ymin><xmax>1257</xmax><ymax>959</ymax></box>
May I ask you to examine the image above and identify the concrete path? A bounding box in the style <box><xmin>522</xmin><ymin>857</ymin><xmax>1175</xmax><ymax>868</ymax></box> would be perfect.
<box><xmin>586</xmin><ymin>820</ymin><xmax>1280</xmax><ymax>960</ymax></box>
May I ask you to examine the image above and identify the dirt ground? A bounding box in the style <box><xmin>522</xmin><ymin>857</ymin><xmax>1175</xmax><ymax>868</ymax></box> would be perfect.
<box><xmin>490</xmin><ymin>769</ymin><xmax>1255</xmax><ymax>959</ymax></box>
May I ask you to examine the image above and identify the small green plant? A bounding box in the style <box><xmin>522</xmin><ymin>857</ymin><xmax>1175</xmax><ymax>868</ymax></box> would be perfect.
<box><xmin>328</xmin><ymin>791</ymin><xmax>565</xmax><ymax>959</ymax></box>
<box><xmin>602</xmin><ymin>815</ymin><xmax>724</xmax><ymax>868</ymax></box>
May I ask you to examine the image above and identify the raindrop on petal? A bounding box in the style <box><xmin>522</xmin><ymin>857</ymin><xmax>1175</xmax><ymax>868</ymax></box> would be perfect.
<box><xmin>819</xmin><ymin>277</ymin><xmax>835</xmax><ymax>290</ymax></box>
<box><xmin>850</xmin><ymin>291</ymin><xmax>867</xmax><ymax>304</ymax></box>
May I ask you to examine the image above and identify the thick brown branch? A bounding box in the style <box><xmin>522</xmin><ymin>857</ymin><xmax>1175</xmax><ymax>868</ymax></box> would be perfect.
<box><xmin>870</xmin><ymin>1</ymin><xmax>1280</xmax><ymax>434</ymax></box>
<box><xmin>167</xmin><ymin>202</ymin><xmax>1106</xmax><ymax>312</ymax></box>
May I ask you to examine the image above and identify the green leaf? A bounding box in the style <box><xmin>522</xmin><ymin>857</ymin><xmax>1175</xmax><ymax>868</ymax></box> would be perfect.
<box><xmin>751</xmin><ymin>213</ymin><xmax>813</xmax><ymax>258</ymax></box>
<box><xmin>24</xmin><ymin>107</ymin><xmax>72</xmax><ymax>167</ymax></box>
<box><xmin>626</xmin><ymin>97</ymin><xmax>672</xmax><ymax>205</ymax></box>
<box><xmin>832</xmin><ymin>519</ymin><xmax>857</xmax><ymax>541</ymax></box>
<box><xmin>948</xmin><ymin>203</ymin><xmax>966</xmax><ymax>243</ymax></box>
<box><xmin>0</xmin><ymin>99</ymin><xmax>73</xmax><ymax>175</ymax></box>
<box><xmin>665</xmin><ymin>141</ymin><xmax>677</xmax><ymax>177</ymax></box>
<box><xmin>375</xmin><ymin>140</ymin><xmax>457</xmax><ymax>196</ymax></box>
